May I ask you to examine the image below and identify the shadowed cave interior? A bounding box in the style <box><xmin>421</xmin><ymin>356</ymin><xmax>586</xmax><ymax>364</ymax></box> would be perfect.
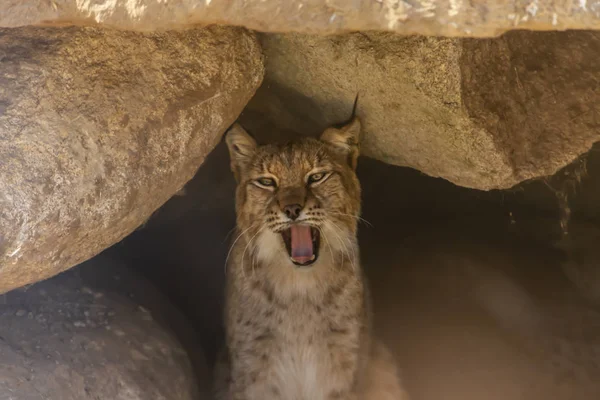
<box><xmin>100</xmin><ymin>100</ymin><xmax>600</xmax><ymax>399</ymax></box>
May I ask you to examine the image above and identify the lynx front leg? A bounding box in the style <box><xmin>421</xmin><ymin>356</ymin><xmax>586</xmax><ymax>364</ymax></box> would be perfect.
<box><xmin>229</xmin><ymin>374</ymin><xmax>282</xmax><ymax>400</ymax></box>
<box><xmin>327</xmin><ymin>390</ymin><xmax>359</xmax><ymax>400</ymax></box>
<box><xmin>228</xmin><ymin>337</ymin><xmax>281</xmax><ymax>400</ymax></box>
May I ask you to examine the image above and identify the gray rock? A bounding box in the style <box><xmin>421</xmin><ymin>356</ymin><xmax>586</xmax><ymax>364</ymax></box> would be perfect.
<box><xmin>0</xmin><ymin>253</ymin><xmax>207</xmax><ymax>400</ymax></box>
<box><xmin>0</xmin><ymin>25</ymin><xmax>264</xmax><ymax>294</ymax></box>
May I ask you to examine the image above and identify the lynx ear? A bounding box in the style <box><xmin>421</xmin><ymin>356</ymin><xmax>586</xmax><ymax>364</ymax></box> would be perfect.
<box><xmin>320</xmin><ymin>117</ymin><xmax>361</xmax><ymax>170</ymax></box>
<box><xmin>225</xmin><ymin>123</ymin><xmax>257</xmax><ymax>181</ymax></box>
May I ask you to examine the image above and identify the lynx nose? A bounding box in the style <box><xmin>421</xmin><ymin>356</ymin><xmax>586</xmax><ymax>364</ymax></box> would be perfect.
<box><xmin>283</xmin><ymin>204</ymin><xmax>302</xmax><ymax>220</ymax></box>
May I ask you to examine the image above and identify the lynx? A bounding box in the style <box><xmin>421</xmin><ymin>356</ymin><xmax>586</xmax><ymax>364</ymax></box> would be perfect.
<box><xmin>214</xmin><ymin>117</ymin><xmax>407</xmax><ymax>400</ymax></box>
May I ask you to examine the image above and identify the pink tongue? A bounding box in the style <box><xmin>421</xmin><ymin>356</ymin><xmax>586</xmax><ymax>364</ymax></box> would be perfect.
<box><xmin>290</xmin><ymin>225</ymin><xmax>314</xmax><ymax>264</ymax></box>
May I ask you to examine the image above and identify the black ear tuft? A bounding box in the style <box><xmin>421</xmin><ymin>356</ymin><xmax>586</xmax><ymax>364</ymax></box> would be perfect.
<box><xmin>320</xmin><ymin>117</ymin><xmax>361</xmax><ymax>170</ymax></box>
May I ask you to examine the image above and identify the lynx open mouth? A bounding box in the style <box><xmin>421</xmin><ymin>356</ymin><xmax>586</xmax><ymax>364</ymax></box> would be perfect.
<box><xmin>281</xmin><ymin>225</ymin><xmax>320</xmax><ymax>266</ymax></box>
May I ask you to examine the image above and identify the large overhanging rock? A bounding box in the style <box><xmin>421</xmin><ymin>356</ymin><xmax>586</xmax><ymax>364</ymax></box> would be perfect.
<box><xmin>1</xmin><ymin>0</ymin><xmax>600</xmax><ymax>37</ymax></box>
<box><xmin>0</xmin><ymin>26</ymin><xmax>264</xmax><ymax>294</ymax></box>
<box><xmin>239</xmin><ymin>31</ymin><xmax>600</xmax><ymax>190</ymax></box>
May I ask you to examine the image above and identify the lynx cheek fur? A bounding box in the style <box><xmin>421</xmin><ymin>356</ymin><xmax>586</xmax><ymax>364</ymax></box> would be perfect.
<box><xmin>215</xmin><ymin>117</ymin><xmax>407</xmax><ymax>400</ymax></box>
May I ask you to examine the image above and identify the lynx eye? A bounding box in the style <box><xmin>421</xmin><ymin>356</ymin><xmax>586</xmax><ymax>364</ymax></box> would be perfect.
<box><xmin>308</xmin><ymin>172</ymin><xmax>328</xmax><ymax>184</ymax></box>
<box><xmin>255</xmin><ymin>177</ymin><xmax>276</xmax><ymax>188</ymax></box>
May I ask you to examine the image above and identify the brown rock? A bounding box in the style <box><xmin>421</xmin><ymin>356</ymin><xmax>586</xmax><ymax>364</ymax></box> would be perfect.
<box><xmin>461</xmin><ymin>30</ymin><xmax>600</xmax><ymax>185</ymax></box>
<box><xmin>0</xmin><ymin>25</ymin><xmax>264</xmax><ymax>293</ymax></box>
<box><xmin>1</xmin><ymin>0</ymin><xmax>600</xmax><ymax>37</ymax></box>
<box><xmin>239</xmin><ymin>31</ymin><xmax>600</xmax><ymax>190</ymax></box>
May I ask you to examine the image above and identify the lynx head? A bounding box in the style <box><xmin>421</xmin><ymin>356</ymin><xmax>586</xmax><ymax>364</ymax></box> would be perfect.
<box><xmin>225</xmin><ymin>119</ymin><xmax>361</xmax><ymax>270</ymax></box>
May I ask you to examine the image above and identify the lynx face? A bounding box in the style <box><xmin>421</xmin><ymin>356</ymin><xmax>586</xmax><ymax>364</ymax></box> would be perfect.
<box><xmin>225</xmin><ymin>119</ymin><xmax>361</xmax><ymax>270</ymax></box>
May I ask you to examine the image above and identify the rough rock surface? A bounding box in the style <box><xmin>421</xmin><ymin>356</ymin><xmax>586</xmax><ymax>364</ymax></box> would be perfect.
<box><xmin>0</xmin><ymin>25</ymin><xmax>264</xmax><ymax>294</ymax></box>
<box><xmin>0</xmin><ymin>252</ymin><xmax>206</xmax><ymax>399</ymax></box>
<box><xmin>2</xmin><ymin>0</ymin><xmax>600</xmax><ymax>37</ymax></box>
<box><xmin>239</xmin><ymin>30</ymin><xmax>600</xmax><ymax>189</ymax></box>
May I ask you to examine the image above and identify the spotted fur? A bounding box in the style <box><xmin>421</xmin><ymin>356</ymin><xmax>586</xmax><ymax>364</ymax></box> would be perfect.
<box><xmin>214</xmin><ymin>118</ymin><xmax>408</xmax><ymax>400</ymax></box>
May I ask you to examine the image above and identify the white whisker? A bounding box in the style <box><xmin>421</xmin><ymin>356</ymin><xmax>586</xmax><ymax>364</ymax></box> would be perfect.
<box><xmin>327</xmin><ymin>219</ymin><xmax>358</xmax><ymax>271</ymax></box>
<box><xmin>327</xmin><ymin>211</ymin><xmax>373</xmax><ymax>228</ymax></box>
<box><xmin>241</xmin><ymin>226</ymin><xmax>266</xmax><ymax>279</ymax></box>
<box><xmin>221</xmin><ymin>225</ymin><xmax>238</xmax><ymax>244</ymax></box>
<box><xmin>224</xmin><ymin>223</ymin><xmax>257</xmax><ymax>275</ymax></box>
<box><xmin>326</xmin><ymin>221</ymin><xmax>353</xmax><ymax>270</ymax></box>
<box><xmin>317</xmin><ymin>226</ymin><xmax>336</xmax><ymax>270</ymax></box>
